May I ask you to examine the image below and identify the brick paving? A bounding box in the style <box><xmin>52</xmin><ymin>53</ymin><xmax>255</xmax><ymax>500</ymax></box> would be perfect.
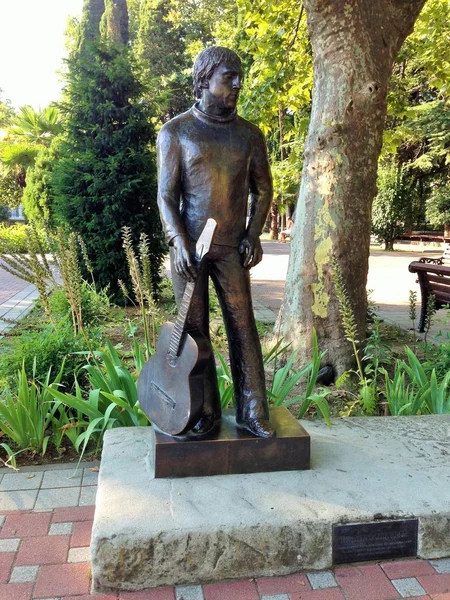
<box><xmin>0</xmin><ymin>509</ymin><xmax>448</xmax><ymax>600</ymax></box>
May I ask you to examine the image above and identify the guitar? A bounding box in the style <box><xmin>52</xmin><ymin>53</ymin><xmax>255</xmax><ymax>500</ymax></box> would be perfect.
<box><xmin>138</xmin><ymin>219</ymin><xmax>217</xmax><ymax>436</ymax></box>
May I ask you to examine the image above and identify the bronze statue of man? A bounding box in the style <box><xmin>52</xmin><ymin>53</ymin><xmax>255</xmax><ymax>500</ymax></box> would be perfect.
<box><xmin>157</xmin><ymin>46</ymin><xmax>274</xmax><ymax>439</ymax></box>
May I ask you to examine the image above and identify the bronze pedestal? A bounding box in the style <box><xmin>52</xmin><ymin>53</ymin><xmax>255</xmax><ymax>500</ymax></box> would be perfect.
<box><xmin>152</xmin><ymin>406</ymin><xmax>310</xmax><ymax>478</ymax></box>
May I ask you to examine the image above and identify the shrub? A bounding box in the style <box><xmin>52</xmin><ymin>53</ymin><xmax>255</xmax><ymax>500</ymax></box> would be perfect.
<box><xmin>0</xmin><ymin>320</ymin><xmax>97</xmax><ymax>390</ymax></box>
<box><xmin>0</xmin><ymin>223</ymin><xmax>29</xmax><ymax>253</ymax></box>
<box><xmin>49</xmin><ymin>282</ymin><xmax>110</xmax><ymax>327</ymax></box>
<box><xmin>22</xmin><ymin>141</ymin><xmax>60</xmax><ymax>227</ymax></box>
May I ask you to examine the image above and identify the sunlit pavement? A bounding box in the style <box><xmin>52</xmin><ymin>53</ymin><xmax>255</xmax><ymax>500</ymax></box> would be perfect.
<box><xmin>251</xmin><ymin>242</ymin><xmax>448</xmax><ymax>343</ymax></box>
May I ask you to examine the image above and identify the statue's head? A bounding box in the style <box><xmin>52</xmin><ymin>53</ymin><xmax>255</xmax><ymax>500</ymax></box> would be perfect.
<box><xmin>193</xmin><ymin>46</ymin><xmax>243</xmax><ymax>110</ymax></box>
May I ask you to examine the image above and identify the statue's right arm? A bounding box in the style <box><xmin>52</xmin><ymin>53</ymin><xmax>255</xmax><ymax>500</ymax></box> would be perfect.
<box><xmin>157</xmin><ymin>125</ymin><xmax>196</xmax><ymax>281</ymax></box>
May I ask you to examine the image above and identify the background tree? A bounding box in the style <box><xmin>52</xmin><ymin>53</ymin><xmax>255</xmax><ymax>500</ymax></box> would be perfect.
<box><xmin>371</xmin><ymin>164</ymin><xmax>418</xmax><ymax>250</ymax></box>
<box><xmin>22</xmin><ymin>141</ymin><xmax>60</xmax><ymax>226</ymax></box>
<box><xmin>0</xmin><ymin>90</ymin><xmax>14</xmax><ymax>130</ymax></box>
<box><xmin>426</xmin><ymin>181</ymin><xmax>450</xmax><ymax>236</ymax></box>
<box><xmin>53</xmin><ymin>40</ymin><xmax>165</xmax><ymax>296</ymax></box>
<box><xmin>133</xmin><ymin>0</ymin><xmax>192</xmax><ymax>123</ymax></box>
<box><xmin>0</xmin><ymin>105</ymin><xmax>62</xmax><ymax>193</ymax></box>
<box><xmin>380</xmin><ymin>0</ymin><xmax>450</xmax><ymax>229</ymax></box>
<box><xmin>278</xmin><ymin>0</ymin><xmax>427</xmax><ymax>374</ymax></box>
<box><xmin>216</xmin><ymin>0</ymin><xmax>312</xmax><ymax>238</ymax></box>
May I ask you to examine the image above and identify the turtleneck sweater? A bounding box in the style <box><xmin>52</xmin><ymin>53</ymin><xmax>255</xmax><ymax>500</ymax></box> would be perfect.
<box><xmin>157</xmin><ymin>102</ymin><xmax>273</xmax><ymax>247</ymax></box>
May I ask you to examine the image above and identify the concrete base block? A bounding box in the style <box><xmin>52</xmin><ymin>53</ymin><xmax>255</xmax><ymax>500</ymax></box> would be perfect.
<box><xmin>91</xmin><ymin>415</ymin><xmax>450</xmax><ymax>592</ymax></box>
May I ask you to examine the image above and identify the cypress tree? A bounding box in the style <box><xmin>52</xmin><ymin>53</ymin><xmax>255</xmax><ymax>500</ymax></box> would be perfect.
<box><xmin>53</xmin><ymin>41</ymin><xmax>165</xmax><ymax>298</ymax></box>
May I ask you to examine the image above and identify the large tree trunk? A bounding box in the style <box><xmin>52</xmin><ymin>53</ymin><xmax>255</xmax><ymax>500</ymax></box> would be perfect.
<box><xmin>278</xmin><ymin>0</ymin><xmax>426</xmax><ymax>374</ymax></box>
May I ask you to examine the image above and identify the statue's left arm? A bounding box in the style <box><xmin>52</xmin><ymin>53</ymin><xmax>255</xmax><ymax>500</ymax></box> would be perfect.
<box><xmin>239</xmin><ymin>128</ymin><xmax>273</xmax><ymax>268</ymax></box>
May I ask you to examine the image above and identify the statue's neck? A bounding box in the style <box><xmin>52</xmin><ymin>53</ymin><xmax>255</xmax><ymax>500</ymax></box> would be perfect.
<box><xmin>193</xmin><ymin>102</ymin><xmax>237</xmax><ymax>124</ymax></box>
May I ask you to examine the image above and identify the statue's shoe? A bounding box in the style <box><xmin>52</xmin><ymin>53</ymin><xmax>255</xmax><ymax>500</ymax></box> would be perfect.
<box><xmin>236</xmin><ymin>416</ymin><xmax>275</xmax><ymax>438</ymax></box>
<box><xmin>190</xmin><ymin>413</ymin><xmax>221</xmax><ymax>437</ymax></box>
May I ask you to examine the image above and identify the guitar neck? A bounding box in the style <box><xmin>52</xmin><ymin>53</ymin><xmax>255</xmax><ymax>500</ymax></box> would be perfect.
<box><xmin>168</xmin><ymin>280</ymin><xmax>196</xmax><ymax>357</ymax></box>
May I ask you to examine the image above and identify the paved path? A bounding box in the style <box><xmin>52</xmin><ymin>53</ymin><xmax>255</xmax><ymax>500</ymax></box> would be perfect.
<box><xmin>251</xmin><ymin>242</ymin><xmax>447</xmax><ymax>342</ymax></box>
<box><xmin>0</xmin><ymin>266</ymin><xmax>38</xmax><ymax>335</ymax></box>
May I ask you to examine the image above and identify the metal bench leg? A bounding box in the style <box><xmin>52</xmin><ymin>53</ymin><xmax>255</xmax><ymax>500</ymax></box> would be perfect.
<box><xmin>416</xmin><ymin>272</ymin><xmax>428</xmax><ymax>332</ymax></box>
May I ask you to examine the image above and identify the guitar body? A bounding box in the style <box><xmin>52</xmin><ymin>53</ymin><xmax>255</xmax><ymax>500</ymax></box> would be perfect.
<box><xmin>138</xmin><ymin>322</ymin><xmax>211</xmax><ymax>436</ymax></box>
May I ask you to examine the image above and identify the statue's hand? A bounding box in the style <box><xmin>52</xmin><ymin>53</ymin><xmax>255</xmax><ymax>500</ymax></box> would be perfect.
<box><xmin>239</xmin><ymin>233</ymin><xmax>263</xmax><ymax>269</ymax></box>
<box><xmin>172</xmin><ymin>235</ymin><xmax>196</xmax><ymax>281</ymax></box>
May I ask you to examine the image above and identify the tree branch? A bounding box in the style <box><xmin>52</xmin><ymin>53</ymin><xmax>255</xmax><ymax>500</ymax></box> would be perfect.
<box><xmin>287</xmin><ymin>4</ymin><xmax>304</xmax><ymax>51</ymax></box>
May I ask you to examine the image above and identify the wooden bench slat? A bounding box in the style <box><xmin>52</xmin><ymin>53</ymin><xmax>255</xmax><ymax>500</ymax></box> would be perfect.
<box><xmin>429</xmin><ymin>283</ymin><xmax>450</xmax><ymax>297</ymax></box>
<box><xmin>428</xmin><ymin>274</ymin><xmax>450</xmax><ymax>286</ymax></box>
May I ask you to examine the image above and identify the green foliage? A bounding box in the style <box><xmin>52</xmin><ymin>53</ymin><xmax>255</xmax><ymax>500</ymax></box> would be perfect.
<box><xmin>381</xmin><ymin>0</ymin><xmax>450</xmax><ymax>229</ymax></box>
<box><xmin>0</xmin><ymin>206</ymin><xmax>10</xmax><ymax>222</ymax></box>
<box><xmin>120</xmin><ymin>226</ymin><xmax>162</xmax><ymax>355</ymax></box>
<box><xmin>331</xmin><ymin>255</ymin><xmax>364</xmax><ymax>383</ymax></box>
<box><xmin>22</xmin><ymin>141</ymin><xmax>60</xmax><ymax>226</ymax></box>
<box><xmin>0</xmin><ymin>168</ymin><xmax>22</xmax><ymax>208</ymax></box>
<box><xmin>382</xmin><ymin>346</ymin><xmax>450</xmax><ymax>416</ymax></box>
<box><xmin>49</xmin><ymin>282</ymin><xmax>110</xmax><ymax>327</ymax></box>
<box><xmin>271</xmin><ymin>331</ymin><xmax>331</xmax><ymax>424</ymax></box>
<box><xmin>133</xmin><ymin>0</ymin><xmax>194</xmax><ymax>123</ymax></box>
<box><xmin>426</xmin><ymin>183</ymin><xmax>450</xmax><ymax>228</ymax></box>
<box><xmin>0</xmin><ymin>142</ymin><xmax>40</xmax><ymax>175</ymax></box>
<box><xmin>52</xmin><ymin>40</ymin><xmax>165</xmax><ymax>298</ymax></box>
<box><xmin>0</xmin><ymin>363</ymin><xmax>64</xmax><ymax>463</ymax></box>
<box><xmin>427</xmin><ymin>370</ymin><xmax>450</xmax><ymax>414</ymax></box>
<box><xmin>382</xmin><ymin>368</ymin><xmax>428</xmax><ymax>416</ymax></box>
<box><xmin>0</xmin><ymin>223</ymin><xmax>54</xmax><ymax>314</ymax></box>
<box><xmin>215</xmin><ymin>332</ymin><xmax>331</xmax><ymax>424</ymax></box>
<box><xmin>385</xmin><ymin>0</ymin><xmax>450</xmax><ymax>164</ymax></box>
<box><xmin>8</xmin><ymin>106</ymin><xmax>63</xmax><ymax>147</ymax></box>
<box><xmin>0</xmin><ymin>320</ymin><xmax>94</xmax><ymax>390</ymax></box>
<box><xmin>422</xmin><ymin>341</ymin><xmax>450</xmax><ymax>381</ymax></box>
<box><xmin>83</xmin><ymin>340</ymin><xmax>147</xmax><ymax>425</ymax></box>
<box><xmin>333</xmin><ymin>259</ymin><xmax>392</xmax><ymax>415</ymax></box>
<box><xmin>47</xmin><ymin>340</ymin><xmax>150</xmax><ymax>461</ymax></box>
<box><xmin>371</xmin><ymin>164</ymin><xmax>418</xmax><ymax>250</ymax></box>
<box><xmin>0</xmin><ymin>223</ymin><xmax>31</xmax><ymax>253</ymax></box>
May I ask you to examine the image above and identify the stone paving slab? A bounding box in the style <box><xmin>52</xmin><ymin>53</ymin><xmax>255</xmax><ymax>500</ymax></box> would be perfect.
<box><xmin>0</xmin><ymin>284</ymin><xmax>39</xmax><ymax>334</ymax></box>
<box><xmin>0</xmin><ymin>465</ymin><xmax>100</xmax><ymax>512</ymax></box>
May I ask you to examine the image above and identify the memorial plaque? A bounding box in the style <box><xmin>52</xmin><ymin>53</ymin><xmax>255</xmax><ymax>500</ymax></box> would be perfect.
<box><xmin>333</xmin><ymin>519</ymin><xmax>418</xmax><ymax>564</ymax></box>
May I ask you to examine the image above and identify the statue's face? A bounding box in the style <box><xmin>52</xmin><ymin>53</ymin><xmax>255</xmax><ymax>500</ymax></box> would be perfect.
<box><xmin>205</xmin><ymin>62</ymin><xmax>242</xmax><ymax>110</ymax></box>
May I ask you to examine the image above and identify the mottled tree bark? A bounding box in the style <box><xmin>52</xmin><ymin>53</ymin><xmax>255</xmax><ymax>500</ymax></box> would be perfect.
<box><xmin>278</xmin><ymin>0</ymin><xmax>427</xmax><ymax>374</ymax></box>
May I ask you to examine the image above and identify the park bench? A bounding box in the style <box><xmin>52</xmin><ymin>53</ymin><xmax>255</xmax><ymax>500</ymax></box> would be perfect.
<box><xmin>408</xmin><ymin>257</ymin><xmax>450</xmax><ymax>332</ymax></box>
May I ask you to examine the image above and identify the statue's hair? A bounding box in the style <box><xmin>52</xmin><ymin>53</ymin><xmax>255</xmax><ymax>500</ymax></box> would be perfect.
<box><xmin>193</xmin><ymin>46</ymin><xmax>242</xmax><ymax>99</ymax></box>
